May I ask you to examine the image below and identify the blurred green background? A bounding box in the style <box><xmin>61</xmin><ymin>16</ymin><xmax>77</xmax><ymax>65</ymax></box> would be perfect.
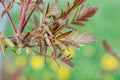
<box><xmin>2</xmin><ymin>0</ymin><xmax>120</xmax><ymax>80</ymax></box>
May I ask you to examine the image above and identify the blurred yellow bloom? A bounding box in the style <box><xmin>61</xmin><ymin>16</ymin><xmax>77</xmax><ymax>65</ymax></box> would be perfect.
<box><xmin>15</xmin><ymin>55</ymin><xmax>26</xmax><ymax>67</ymax></box>
<box><xmin>101</xmin><ymin>54</ymin><xmax>119</xmax><ymax>70</ymax></box>
<box><xmin>30</xmin><ymin>56</ymin><xmax>43</xmax><ymax>70</ymax></box>
<box><xmin>58</xmin><ymin>66</ymin><xmax>70</xmax><ymax>80</ymax></box>
<box><xmin>64</xmin><ymin>47</ymin><xmax>74</xmax><ymax>57</ymax></box>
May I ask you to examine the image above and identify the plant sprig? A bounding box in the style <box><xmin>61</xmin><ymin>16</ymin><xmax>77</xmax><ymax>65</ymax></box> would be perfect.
<box><xmin>0</xmin><ymin>0</ymin><xmax>97</xmax><ymax>67</ymax></box>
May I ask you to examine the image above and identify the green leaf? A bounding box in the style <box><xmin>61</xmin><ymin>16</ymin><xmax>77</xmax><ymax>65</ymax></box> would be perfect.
<box><xmin>5</xmin><ymin>38</ymin><xmax>15</xmax><ymax>47</ymax></box>
<box><xmin>11</xmin><ymin>47</ymin><xmax>18</xmax><ymax>53</ymax></box>
<box><xmin>0</xmin><ymin>38</ymin><xmax>5</xmax><ymax>56</ymax></box>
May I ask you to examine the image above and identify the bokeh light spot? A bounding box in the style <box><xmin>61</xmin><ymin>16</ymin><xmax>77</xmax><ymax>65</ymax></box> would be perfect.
<box><xmin>58</xmin><ymin>66</ymin><xmax>70</xmax><ymax>80</ymax></box>
<box><xmin>30</xmin><ymin>56</ymin><xmax>43</xmax><ymax>70</ymax></box>
<box><xmin>15</xmin><ymin>55</ymin><xmax>26</xmax><ymax>67</ymax></box>
<box><xmin>64</xmin><ymin>47</ymin><xmax>74</xmax><ymax>57</ymax></box>
<box><xmin>101</xmin><ymin>54</ymin><xmax>119</xmax><ymax>70</ymax></box>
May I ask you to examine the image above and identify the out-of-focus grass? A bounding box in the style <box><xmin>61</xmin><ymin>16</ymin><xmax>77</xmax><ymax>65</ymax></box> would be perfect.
<box><xmin>3</xmin><ymin>0</ymin><xmax>120</xmax><ymax>80</ymax></box>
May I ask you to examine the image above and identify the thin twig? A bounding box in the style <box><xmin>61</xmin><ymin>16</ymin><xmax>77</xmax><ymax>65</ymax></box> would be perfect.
<box><xmin>103</xmin><ymin>40</ymin><xmax>120</xmax><ymax>60</ymax></box>
<box><xmin>21</xmin><ymin>7</ymin><xmax>36</xmax><ymax>33</ymax></box>
<box><xmin>18</xmin><ymin>0</ymin><xmax>30</xmax><ymax>35</ymax></box>
<box><xmin>1</xmin><ymin>2</ymin><xmax>17</xmax><ymax>34</ymax></box>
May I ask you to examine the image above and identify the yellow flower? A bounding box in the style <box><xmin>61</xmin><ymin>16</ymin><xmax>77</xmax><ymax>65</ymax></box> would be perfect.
<box><xmin>58</xmin><ymin>66</ymin><xmax>70</xmax><ymax>80</ymax></box>
<box><xmin>15</xmin><ymin>55</ymin><xmax>26</xmax><ymax>67</ymax></box>
<box><xmin>101</xmin><ymin>54</ymin><xmax>119</xmax><ymax>70</ymax></box>
<box><xmin>30</xmin><ymin>56</ymin><xmax>43</xmax><ymax>70</ymax></box>
<box><xmin>64</xmin><ymin>47</ymin><xmax>74</xmax><ymax>57</ymax></box>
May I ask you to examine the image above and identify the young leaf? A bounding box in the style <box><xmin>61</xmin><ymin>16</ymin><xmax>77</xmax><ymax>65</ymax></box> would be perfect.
<box><xmin>34</xmin><ymin>15</ymin><xmax>40</xmax><ymax>27</ymax></box>
<box><xmin>61</xmin><ymin>57</ymin><xmax>74</xmax><ymax>67</ymax></box>
<box><xmin>75</xmin><ymin>34</ymin><xmax>95</xmax><ymax>43</ymax></box>
<box><xmin>0</xmin><ymin>38</ymin><xmax>5</xmax><ymax>56</ymax></box>
<box><xmin>73</xmin><ymin>0</ymin><xmax>85</xmax><ymax>7</ymax></box>
<box><xmin>56</xmin><ymin>31</ymin><xmax>72</xmax><ymax>40</ymax></box>
<box><xmin>78</xmin><ymin>6</ymin><xmax>98</xmax><ymax>21</ymax></box>
<box><xmin>7</xmin><ymin>0</ymin><xmax>15</xmax><ymax>10</ymax></box>
<box><xmin>1</xmin><ymin>0</ymin><xmax>15</xmax><ymax>17</ymax></box>
<box><xmin>54</xmin><ymin>25</ymin><xmax>67</xmax><ymax>34</ymax></box>
<box><xmin>60</xmin><ymin>0</ymin><xmax>85</xmax><ymax>18</ymax></box>
<box><xmin>45</xmin><ymin>3</ymin><xmax>50</xmax><ymax>16</ymax></box>
<box><xmin>5</xmin><ymin>38</ymin><xmax>15</xmax><ymax>47</ymax></box>
<box><xmin>71</xmin><ymin>21</ymin><xmax>85</xmax><ymax>26</ymax></box>
<box><xmin>72</xmin><ymin>5</ymin><xmax>98</xmax><ymax>26</ymax></box>
<box><xmin>59</xmin><ymin>40</ymin><xmax>79</xmax><ymax>47</ymax></box>
<box><xmin>11</xmin><ymin>47</ymin><xmax>18</xmax><ymax>53</ymax></box>
<box><xmin>46</xmin><ymin>0</ymin><xmax>60</xmax><ymax>17</ymax></box>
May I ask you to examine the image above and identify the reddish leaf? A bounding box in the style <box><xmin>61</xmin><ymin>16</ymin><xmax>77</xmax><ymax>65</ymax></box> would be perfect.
<box><xmin>34</xmin><ymin>15</ymin><xmax>40</xmax><ymax>27</ymax></box>
<box><xmin>72</xmin><ymin>5</ymin><xmax>98</xmax><ymax>26</ymax></box>
<box><xmin>75</xmin><ymin>33</ymin><xmax>95</xmax><ymax>43</ymax></box>
<box><xmin>61</xmin><ymin>57</ymin><xmax>74</xmax><ymax>67</ymax></box>
<box><xmin>56</xmin><ymin>31</ymin><xmax>72</xmax><ymax>39</ymax></box>
<box><xmin>71</xmin><ymin>21</ymin><xmax>85</xmax><ymax>26</ymax></box>
<box><xmin>46</xmin><ymin>0</ymin><xmax>60</xmax><ymax>17</ymax></box>
<box><xmin>79</xmin><ymin>6</ymin><xmax>98</xmax><ymax>21</ymax></box>
<box><xmin>54</xmin><ymin>25</ymin><xmax>67</xmax><ymax>34</ymax></box>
